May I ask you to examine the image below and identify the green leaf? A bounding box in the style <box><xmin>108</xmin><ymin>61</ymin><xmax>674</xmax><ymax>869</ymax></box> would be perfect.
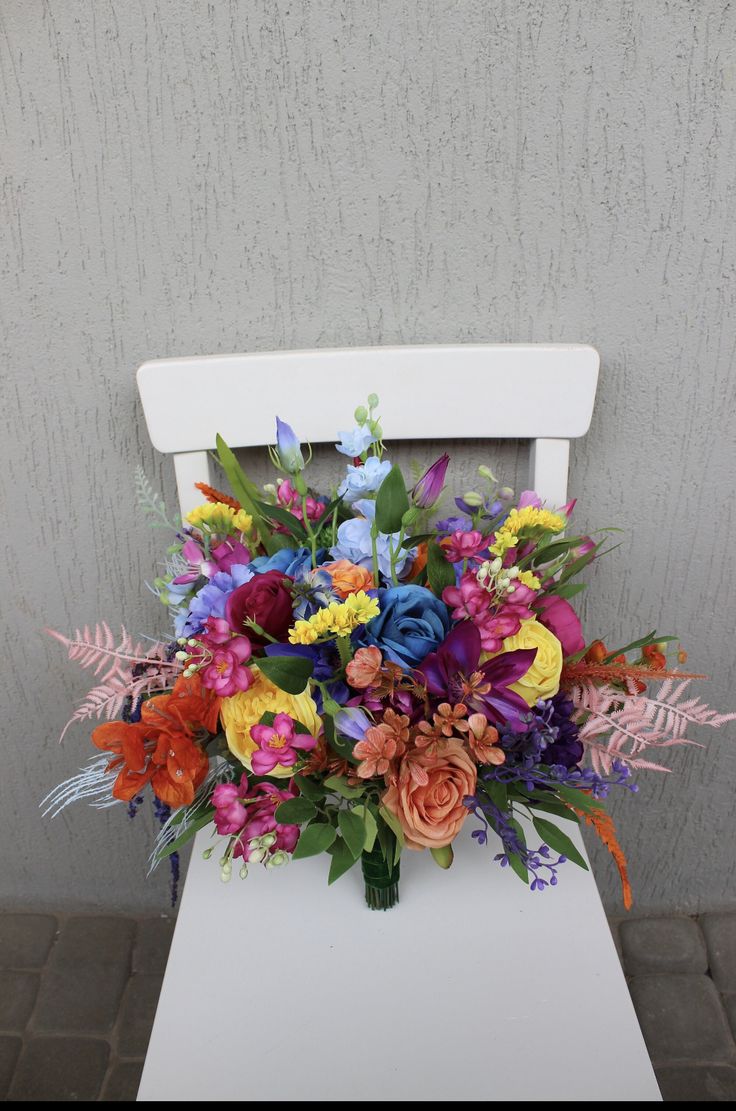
<box><xmin>156</xmin><ymin>810</ymin><xmax>215</xmax><ymax>860</ymax></box>
<box><xmin>327</xmin><ymin>837</ymin><xmax>359</xmax><ymax>884</ymax></box>
<box><xmin>292</xmin><ymin>774</ymin><xmax>326</xmax><ymax>802</ymax></box>
<box><xmin>532</xmin><ymin>817</ymin><xmax>589</xmax><ymax>870</ymax></box>
<box><xmin>555</xmin><ymin>784</ymin><xmax>605</xmax><ymax>816</ymax></box>
<box><xmin>338</xmin><ymin>809</ymin><xmax>366</xmax><ymax>859</ymax></box>
<box><xmin>528</xmin><ymin>537</ymin><xmax>582</xmax><ymax>566</ymax></box>
<box><xmin>215</xmin><ymin>434</ymin><xmax>276</xmax><ymax>554</ymax></box>
<box><xmin>254</xmin><ymin>500</ymin><xmax>308</xmax><ymax>541</ymax></box>
<box><xmin>430</xmin><ymin>844</ymin><xmax>454</xmax><ymax>869</ymax></box>
<box><xmin>292</xmin><ymin>822</ymin><xmax>337</xmax><ymax>859</ymax></box>
<box><xmin>374</xmin><ymin>465</ymin><xmax>410</xmax><ymax>533</ymax></box>
<box><xmin>256</xmin><ymin>655</ymin><xmax>313</xmax><ymax>695</ymax></box>
<box><xmin>523</xmin><ymin>798</ymin><xmax>579</xmax><ymax>823</ymax></box>
<box><xmin>274</xmin><ymin>797</ymin><xmax>318</xmax><ymax>824</ymax></box>
<box><xmin>323</xmin><ymin>774</ymin><xmax>365</xmax><ymax>800</ymax></box>
<box><xmin>378</xmin><ymin>804</ymin><xmax>405</xmax><ymax>851</ymax></box>
<box><xmin>322</xmin><ymin>715</ymin><xmax>359</xmax><ymax>765</ymax></box>
<box><xmin>547</xmin><ymin>581</ymin><xmax>587</xmax><ymax>600</ymax></box>
<box><xmin>426</xmin><ymin>540</ymin><xmax>455</xmax><ymax>596</ymax></box>
<box><xmin>352</xmin><ymin>804</ymin><xmax>378</xmax><ymax>852</ymax></box>
<box><xmin>400</xmin><ymin>532</ymin><xmax>434</xmax><ymax>549</ymax></box>
<box><xmin>602</xmin><ymin>631</ymin><xmax>678</xmax><ymax>663</ymax></box>
<box><xmin>485</xmin><ymin>780</ymin><xmax>508</xmax><ymax>811</ymax></box>
<box><xmin>506</xmin><ymin>850</ymin><xmax>529</xmax><ymax>884</ymax></box>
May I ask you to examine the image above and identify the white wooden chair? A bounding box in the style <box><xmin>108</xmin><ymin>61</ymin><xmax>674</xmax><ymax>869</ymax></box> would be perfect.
<box><xmin>135</xmin><ymin>344</ymin><xmax>661</xmax><ymax>1103</ymax></box>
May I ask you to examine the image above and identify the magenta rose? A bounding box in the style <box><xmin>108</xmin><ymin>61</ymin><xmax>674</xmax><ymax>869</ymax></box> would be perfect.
<box><xmin>534</xmin><ymin>594</ymin><xmax>585</xmax><ymax>657</ymax></box>
<box><xmin>225</xmin><ymin>570</ymin><xmax>294</xmax><ymax>643</ymax></box>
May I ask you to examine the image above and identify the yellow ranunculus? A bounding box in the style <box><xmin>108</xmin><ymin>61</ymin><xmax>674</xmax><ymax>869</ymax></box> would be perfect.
<box><xmin>220</xmin><ymin>667</ymin><xmax>322</xmax><ymax>777</ymax></box>
<box><xmin>496</xmin><ymin>618</ymin><xmax>563</xmax><ymax>706</ymax></box>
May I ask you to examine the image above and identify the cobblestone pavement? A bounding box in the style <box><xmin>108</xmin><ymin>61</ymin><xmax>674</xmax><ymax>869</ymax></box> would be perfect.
<box><xmin>1</xmin><ymin>911</ymin><xmax>735</xmax><ymax>1100</ymax></box>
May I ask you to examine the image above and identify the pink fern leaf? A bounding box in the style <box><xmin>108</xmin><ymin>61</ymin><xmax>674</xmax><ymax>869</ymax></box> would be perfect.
<box><xmin>46</xmin><ymin>623</ymin><xmax>173</xmax><ymax>679</ymax></box>
<box><xmin>571</xmin><ymin>675</ymin><xmax>731</xmax><ymax>774</ymax></box>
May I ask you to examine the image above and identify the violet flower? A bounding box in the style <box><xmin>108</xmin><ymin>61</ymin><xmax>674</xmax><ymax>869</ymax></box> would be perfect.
<box><xmin>417</xmin><ymin>621</ymin><xmax>535</xmax><ymax>728</ymax></box>
<box><xmin>411</xmin><ymin>452</ymin><xmax>450</xmax><ymax>508</ymax></box>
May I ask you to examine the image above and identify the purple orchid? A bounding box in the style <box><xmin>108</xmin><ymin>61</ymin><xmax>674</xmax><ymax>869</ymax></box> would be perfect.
<box><xmin>417</xmin><ymin>622</ymin><xmax>536</xmax><ymax>729</ymax></box>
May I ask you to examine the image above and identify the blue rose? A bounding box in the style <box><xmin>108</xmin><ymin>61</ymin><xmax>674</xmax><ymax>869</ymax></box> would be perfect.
<box><xmin>249</xmin><ymin>546</ymin><xmax>326</xmax><ymax>578</ymax></box>
<box><xmin>356</xmin><ymin>585</ymin><xmax>450</xmax><ymax>670</ymax></box>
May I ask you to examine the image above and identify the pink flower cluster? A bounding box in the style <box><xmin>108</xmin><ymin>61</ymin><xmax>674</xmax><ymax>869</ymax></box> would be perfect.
<box><xmin>443</xmin><ymin>572</ymin><xmax>537</xmax><ymax>653</ymax></box>
<box><xmin>212</xmin><ymin>773</ymin><xmax>300</xmax><ymax>860</ymax></box>
<box><xmin>189</xmin><ymin>617</ymin><xmax>253</xmax><ymax>697</ymax></box>
<box><xmin>276</xmin><ymin>479</ymin><xmax>326</xmax><ymax>526</ymax></box>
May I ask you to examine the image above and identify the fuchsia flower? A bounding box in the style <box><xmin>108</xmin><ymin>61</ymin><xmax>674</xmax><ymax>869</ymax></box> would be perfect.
<box><xmin>193</xmin><ymin>618</ymin><xmax>253</xmax><ymax>697</ymax></box>
<box><xmin>212</xmin><ymin>774</ymin><xmax>301</xmax><ymax>859</ymax></box>
<box><xmin>534</xmin><ymin>594</ymin><xmax>585</xmax><ymax>657</ymax></box>
<box><xmin>249</xmin><ymin>712</ymin><xmax>316</xmax><ymax>774</ymax></box>
<box><xmin>444</xmin><ymin>530</ymin><xmax>487</xmax><ymax>564</ymax></box>
<box><xmin>443</xmin><ymin>572</ymin><xmax>536</xmax><ymax>652</ymax></box>
<box><xmin>276</xmin><ymin>479</ymin><xmax>325</xmax><ymax>526</ymax></box>
<box><xmin>173</xmin><ymin>536</ymin><xmax>251</xmax><ymax>584</ymax></box>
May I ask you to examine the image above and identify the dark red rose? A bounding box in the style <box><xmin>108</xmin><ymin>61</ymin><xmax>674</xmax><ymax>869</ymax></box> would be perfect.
<box><xmin>225</xmin><ymin>571</ymin><xmax>294</xmax><ymax>644</ymax></box>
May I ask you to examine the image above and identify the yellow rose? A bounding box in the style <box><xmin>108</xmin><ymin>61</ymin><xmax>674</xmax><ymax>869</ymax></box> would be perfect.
<box><xmin>495</xmin><ymin>618</ymin><xmax>563</xmax><ymax>706</ymax></box>
<box><xmin>220</xmin><ymin>667</ymin><xmax>322</xmax><ymax>777</ymax></box>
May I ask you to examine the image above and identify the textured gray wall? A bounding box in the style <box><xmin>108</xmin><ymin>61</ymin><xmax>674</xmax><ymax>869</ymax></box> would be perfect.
<box><xmin>1</xmin><ymin>1</ymin><xmax>734</xmax><ymax>914</ymax></box>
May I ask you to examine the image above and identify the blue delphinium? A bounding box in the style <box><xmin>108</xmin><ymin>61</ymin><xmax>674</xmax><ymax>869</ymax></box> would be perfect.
<box><xmin>338</xmin><ymin>456</ymin><xmax>392</xmax><ymax>504</ymax></box>
<box><xmin>335</xmin><ymin>425</ymin><xmax>377</xmax><ymax>457</ymax></box>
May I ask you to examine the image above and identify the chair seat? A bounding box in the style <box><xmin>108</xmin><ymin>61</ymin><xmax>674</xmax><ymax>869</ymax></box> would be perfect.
<box><xmin>138</xmin><ymin>825</ymin><xmax>661</xmax><ymax>1102</ymax></box>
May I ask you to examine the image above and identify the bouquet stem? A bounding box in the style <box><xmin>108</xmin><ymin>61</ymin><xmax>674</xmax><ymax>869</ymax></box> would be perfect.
<box><xmin>361</xmin><ymin>835</ymin><xmax>400</xmax><ymax>911</ymax></box>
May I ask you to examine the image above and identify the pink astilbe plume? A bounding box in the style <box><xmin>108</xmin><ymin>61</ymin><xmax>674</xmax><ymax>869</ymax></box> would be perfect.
<box><xmin>46</xmin><ymin>623</ymin><xmax>177</xmax><ymax>742</ymax></box>
<box><xmin>570</xmin><ymin>677</ymin><xmax>736</xmax><ymax>776</ymax></box>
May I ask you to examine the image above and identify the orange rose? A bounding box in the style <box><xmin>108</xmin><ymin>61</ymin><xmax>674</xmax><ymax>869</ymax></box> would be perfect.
<box><xmin>321</xmin><ymin>560</ymin><xmax>374</xmax><ymax>598</ymax></box>
<box><xmin>382</xmin><ymin>741</ymin><xmax>477</xmax><ymax>850</ymax></box>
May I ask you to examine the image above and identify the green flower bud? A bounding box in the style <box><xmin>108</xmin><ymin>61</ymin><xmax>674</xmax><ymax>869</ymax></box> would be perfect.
<box><xmin>367</xmin><ymin>392</ymin><xmax>379</xmax><ymax>409</ymax></box>
<box><xmin>462</xmin><ymin>491</ymin><xmax>484</xmax><ymax>507</ymax></box>
<box><xmin>354</xmin><ymin>405</ymin><xmax>368</xmax><ymax>425</ymax></box>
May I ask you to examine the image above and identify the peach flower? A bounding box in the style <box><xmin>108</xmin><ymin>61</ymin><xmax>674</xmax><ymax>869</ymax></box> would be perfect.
<box><xmin>346</xmin><ymin>645</ymin><xmax>383</xmax><ymax>689</ymax></box>
<box><xmin>322</xmin><ymin>559</ymin><xmax>375</xmax><ymax>598</ymax></box>
<box><xmin>354</xmin><ymin>709</ymin><xmax>409</xmax><ymax>778</ymax></box>
<box><xmin>466</xmin><ymin>714</ymin><xmax>505</xmax><ymax>765</ymax></box>
<box><xmin>381</xmin><ymin>741</ymin><xmax>477</xmax><ymax>850</ymax></box>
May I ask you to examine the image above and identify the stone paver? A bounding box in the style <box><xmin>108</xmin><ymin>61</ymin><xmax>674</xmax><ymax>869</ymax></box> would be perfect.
<box><xmin>655</xmin><ymin>1064</ymin><xmax>736</xmax><ymax>1102</ymax></box>
<box><xmin>724</xmin><ymin>995</ymin><xmax>736</xmax><ymax>1042</ymax></box>
<box><xmin>8</xmin><ymin>1036</ymin><xmax>110</xmax><ymax>1101</ymax></box>
<box><xmin>621</xmin><ymin>917</ymin><xmax>708</xmax><ymax>975</ymax></box>
<box><xmin>629</xmin><ymin>974</ymin><xmax>736</xmax><ymax>1065</ymax></box>
<box><xmin>0</xmin><ymin>1035</ymin><xmax>21</xmax><ymax>1100</ymax></box>
<box><xmin>0</xmin><ymin>909</ymin><xmax>735</xmax><ymax>1100</ymax></box>
<box><xmin>101</xmin><ymin>1059</ymin><xmax>144</xmax><ymax>1101</ymax></box>
<box><xmin>0</xmin><ymin>913</ymin><xmax>57</xmax><ymax>968</ymax></box>
<box><xmin>33</xmin><ymin>916</ymin><xmax>135</xmax><ymax>1035</ymax></box>
<box><xmin>117</xmin><ymin>973</ymin><xmax>163</xmax><ymax>1057</ymax></box>
<box><xmin>702</xmin><ymin>914</ymin><xmax>736</xmax><ymax>993</ymax></box>
<box><xmin>133</xmin><ymin>917</ymin><xmax>175</xmax><ymax>973</ymax></box>
<box><xmin>0</xmin><ymin>970</ymin><xmax>40</xmax><ymax>1030</ymax></box>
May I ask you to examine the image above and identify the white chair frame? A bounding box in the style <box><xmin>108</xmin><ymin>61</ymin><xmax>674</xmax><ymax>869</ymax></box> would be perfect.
<box><xmin>135</xmin><ymin>344</ymin><xmax>661</xmax><ymax>1103</ymax></box>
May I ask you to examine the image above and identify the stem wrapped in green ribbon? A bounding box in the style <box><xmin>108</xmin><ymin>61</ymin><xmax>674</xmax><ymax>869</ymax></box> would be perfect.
<box><xmin>361</xmin><ymin>833</ymin><xmax>400</xmax><ymax>911</ymax></box>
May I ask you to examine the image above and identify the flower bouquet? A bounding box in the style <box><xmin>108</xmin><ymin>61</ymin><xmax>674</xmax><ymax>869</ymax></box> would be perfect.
<box><xmin>47</xmin><ymin>397</ymin><xmax>734</xmax><ymax>910</ymax></box>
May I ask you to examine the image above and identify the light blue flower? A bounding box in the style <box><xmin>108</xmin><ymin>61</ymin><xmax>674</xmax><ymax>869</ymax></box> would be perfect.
<box><xmin>335</xmin><ymin>425</ymin><xmax>377</xmax><ymax>457</ymax></box>
<box><xmin>338</xmin><ymin>456</ymin><xmax>392</xmax><ymax>505</ymax></box>
<box><xmin>291</xmin><ymin>569</ymin><xmax>338</xmax><ymax>619</ymax></box>
<box><xmin>275</xmin><ymin>417</ymin><xmax>305</xmax><ymax>474</ymax></box>
<box><xmin>329</xmin><ymin>500</ymin><xmax>414</xmax><ymax>582</ymax></box>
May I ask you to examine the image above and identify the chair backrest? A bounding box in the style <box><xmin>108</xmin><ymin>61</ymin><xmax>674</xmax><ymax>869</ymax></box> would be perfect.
<box><xmin>137</xmin><ymin>344</ymin><xmax>599</xmax><ymax>517</ymax></box>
